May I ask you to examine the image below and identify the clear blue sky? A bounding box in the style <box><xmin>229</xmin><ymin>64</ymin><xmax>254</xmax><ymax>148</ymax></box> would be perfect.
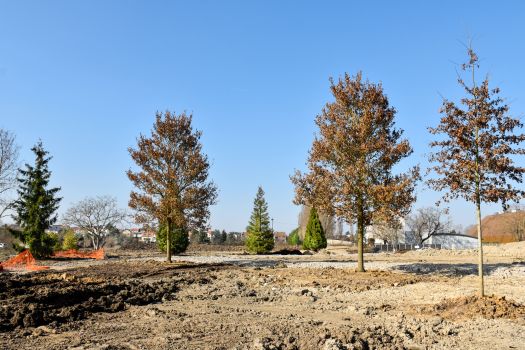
<box><xmin>1</xmin><ymin>1</ymin><xmax>524</xmax><ymax>233</ymax></box>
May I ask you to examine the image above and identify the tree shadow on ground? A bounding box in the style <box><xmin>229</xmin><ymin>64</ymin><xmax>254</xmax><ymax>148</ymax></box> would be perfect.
<box><xmin>215</xmin><ymin>258</ymin><xmax>357</xmax><ymax>268</ymax></box>
<box><xmin>394</xmin><ymin>261</ymin><xmax>525</xmax><ymax>277</ymax></box>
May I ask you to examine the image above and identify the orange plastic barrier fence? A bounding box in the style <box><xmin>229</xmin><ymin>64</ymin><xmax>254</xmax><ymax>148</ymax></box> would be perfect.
<box><xmin>0</xmin><ymin>250</ymin><xmax>50</xmax><ymax>271</ymax></box>
<box><xmin>52</xmin><ymin>248</ymin><xmax>105</xmax><ymax>260</ymax></box>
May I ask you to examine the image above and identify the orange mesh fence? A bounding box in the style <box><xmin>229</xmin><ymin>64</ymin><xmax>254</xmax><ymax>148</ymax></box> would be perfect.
<box><xmin>52</xmin><ymin>248</ymin><xmax>105</xmax><ymax>260</ymax></box>
<box><xmin>0</xmin><ymin>250</ymin><xmax>50</xmax><ymax>271</ymax></box>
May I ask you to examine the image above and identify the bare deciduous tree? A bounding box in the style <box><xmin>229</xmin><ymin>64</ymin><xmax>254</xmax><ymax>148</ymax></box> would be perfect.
<box><xmin>370</xmin><ymin>219</ymin><xmax>403</xmax><ymax>245</ymax></box>
<box><xmin>428</xmin><ymin>47</ymin><xmax>525</xmax><ymax>296</ymax></box>
<box><xmin>62</xmin><ymin>196</ymin><xmax>127</xmax><ymax>250</ymax></box>
<box><xmin>127</xmin><ymin>111</ymin><xmax>218</xmax><ymax>262</ymax></box>
<box><xmin>0</xmin><ymin>129</ymin><xmax>19</xmax><ymax>219</ymax></box>
<box><xmin>292</xmin><ymin>72</ymin><xmax>419</xmax><ymax>272</ymax></box>
<box><xmin>405</xmin><ymin>207</ymin><xmax>451</xmax><ymax>245</ymax></box>
<box><xmin>502</xmin><ymin>206</ymin><xmax>525</xmax><ymax>241</ymax></box>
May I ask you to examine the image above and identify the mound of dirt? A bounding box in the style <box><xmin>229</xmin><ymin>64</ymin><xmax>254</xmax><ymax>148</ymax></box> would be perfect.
<box><xmin>0</xmin><ymin>261</ymin><xmax>219</xmax><ymax>332</ymax></box>
<box><xmin>428</xmin><ymin>295</ymin><xmax>525</xmax><ymax>320</ymax></box>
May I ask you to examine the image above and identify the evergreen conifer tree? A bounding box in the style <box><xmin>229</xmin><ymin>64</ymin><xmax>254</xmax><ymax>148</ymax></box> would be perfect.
<box><xmin>245</xmin><ymin>186</ymin><xmax>274</xmax><ymax>254</ymax></box>
<box><xmin>287</xmin><ymin>227</ymin><xmax>301</xmax><ymax>246</ymax></box>
<box><xmin>302</xmin><ymin>207</ymin><xmax>327</xmax><ymax>251</ymax></box>
<box><xmin>157</xmin><ymin>224</ymin><xmax>189</xmax><ymax>254</ymax></box>
<box><xmin>11</xmin><ymin>142</ymin><xmax>61</xmax><ymax>258</ymax></box>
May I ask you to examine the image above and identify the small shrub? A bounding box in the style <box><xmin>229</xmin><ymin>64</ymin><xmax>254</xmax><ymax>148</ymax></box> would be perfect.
<box><xmin>287</xmin><ymin>228</ymin><xmax>302</xmax><ymax>246</ymax></box>
<box><xmin>62</xmin><ymin>229</ymin><xmax>78</xmax><ymax>250</ymax></box>
<box><xmin>303</xmin><ymin>207</ymin><xmax>327</xmax><ymax>251</ymax></box>
<box><xmin>157</xmin><ymin>225</ymin><xmax>189</xmax><ymax>254</ymax></box>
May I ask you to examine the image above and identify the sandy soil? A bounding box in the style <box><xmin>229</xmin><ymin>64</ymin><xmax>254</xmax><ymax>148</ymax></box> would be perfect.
<box><xmin>1</xmin><ymin>243</ymin><xmax>525</xmax><ymax>350</ymax></box>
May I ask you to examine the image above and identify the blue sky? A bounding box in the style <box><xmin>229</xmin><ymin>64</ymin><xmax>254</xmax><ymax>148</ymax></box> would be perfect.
<box><xmin>1</xmin><ymin>1</ymin><xmax>524</xmax><ymax>233</ymax></box>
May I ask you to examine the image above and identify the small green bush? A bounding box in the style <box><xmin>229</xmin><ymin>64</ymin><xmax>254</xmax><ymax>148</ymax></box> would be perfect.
<box><xmin>287</xmin><ymin>228</ymin><xmax>301</xmax><ymax>246</ymax></box>
<box><xmin>157</xmin><ymin>224</ymin><xmax>189</xmax><ymax>254</ymax></box>
<box><xmin>62</xmin><ymin>229</ymin><xmax>78</xmax><ymax>250</ymax></box>
<box><xmin>303</xmin><ymin>207</ymin><xmax>327</xmax><ymax>251</ymax></box>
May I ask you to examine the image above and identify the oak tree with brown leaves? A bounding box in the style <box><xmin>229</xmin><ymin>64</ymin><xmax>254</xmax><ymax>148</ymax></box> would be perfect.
<box><xmin>428</xmin><ymin>48</ymin><xmax>525</xmax><ymax>296</ymax></box>
<box><xmin>291</xmin><ymin>72</ymin><xmax>419</xmax><ymax>272</ymax></box>
<box><xmin>127</xmin><ymin>111</ymin><xmax>218</xmax><ymax>262</ymax></box>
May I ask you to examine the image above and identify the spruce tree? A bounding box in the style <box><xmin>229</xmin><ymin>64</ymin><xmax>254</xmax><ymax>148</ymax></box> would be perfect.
<box><xmin>245</xmin><ymin>186</ymin><xmax>274</xmax><ymax>254</ymax></box>
<box><xmin>11</xmin><ymin>142</ymin><xmax>61</xmax><ymax>258</ymax></box>
<box><xmin>302</xmin><ymin>207</ymin><xmax>327</xmax><ymax>251</ymax></box>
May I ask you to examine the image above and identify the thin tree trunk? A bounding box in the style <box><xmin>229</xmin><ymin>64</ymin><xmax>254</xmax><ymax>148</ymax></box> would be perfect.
<box><xmin>476</xmin><ymin>198</ymin><xmax>484</xmax><ymax>297</ymax></box>
<box><xmin>166</xmin><ymin>220</ymin><xmax>172</xmax><ymax>263</ymax></box>
<box><xmin>356</xmin><ymin>200</ymin><xmax>365</xmax><ymax>272</ymax></box>
<box><xmin>472</xmin><ymin>51</ymin><xmax>484</xmax><ymax>297</ymax></box>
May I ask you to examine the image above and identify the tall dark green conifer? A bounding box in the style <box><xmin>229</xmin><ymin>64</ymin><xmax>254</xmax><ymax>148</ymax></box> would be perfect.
<box><xmin>245</xmin><ymin>186</ymin><xmax>274</xmax><ymax>254</ymax></box>
<box><xmin>11</xmin><ymin>142</ymin><xmax>61</xmax><ymax>257</ymax></box>
<box><xmin>303</xmin><ymin>207</ymin><xmax>327</xmax><ymax>251</ymax></box>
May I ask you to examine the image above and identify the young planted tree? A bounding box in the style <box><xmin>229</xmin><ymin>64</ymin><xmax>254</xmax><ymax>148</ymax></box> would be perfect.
<box><xmin>127</xmin><ymin>111</ymin><xmax>218</xmax><ymax>262</ymax></box>
<box><xmin>303</xmin><ymin>207</ymin><xmax>327</xmax><ymax>251</ymax></box>
<box><xmin>428</xmin><ymin>47</ymin><xmax>525</xmax><ymax>296</ymax></box>
<box><xmin>297</xmin><ymin>205</ymin><xmax>336</xmax><ymax>239</ymax></box>
<box><xmin>11</xmin><ymin>142</ymin><xmax>61</xmax><ymax>258</ymax></box>
<box><xmin>292</xmin><ymin>72</ymin><xmax>419</xmax><ymax>271</ymax></box>
<box><xmin>62</xmin><ymin>196</ymin><xmax>127</xmax><ymax>250</ymax></box>
<box><xmin>245</xmin><ymin>186</ymin><xmax>274</xmax><ymax>254</ymax></box>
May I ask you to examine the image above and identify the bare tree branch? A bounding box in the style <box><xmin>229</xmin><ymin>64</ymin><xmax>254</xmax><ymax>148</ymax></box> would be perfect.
<box><xmin>62</xmin><ymin>196</ymin><xmax>127</xmax><ymax>250</ymax></box>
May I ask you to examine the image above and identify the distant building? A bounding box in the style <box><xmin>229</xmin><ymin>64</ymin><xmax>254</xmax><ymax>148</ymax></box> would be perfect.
<box><xmin>139</xmin><ymin>229</ymin><xmax>156</xmax><ymax>243</ymax></box>
<box><xmin>46</xmin><ymin>225</ymin><xmax>64</xmax><ymax>233</ymax></box>
<box><xmin>121</xmin><ymin>227</ymin><xmax>156</xmax><ymax>242</ymax></box>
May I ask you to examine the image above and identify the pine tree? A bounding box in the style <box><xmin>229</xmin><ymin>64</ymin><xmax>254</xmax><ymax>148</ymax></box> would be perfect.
<box><xmin>303</xmin><ymin>207</ymin><xmax>327</xmax><ymax>251</ymax></box>
<box><xmin>11</xmin><ymin>141</ymin><xmax>61</xmax><ymax>258</ymax></box>
<box><xmin>245</xmin><ymin>186</ymin><xmax>274</xmax><ymax>254</ymax></box>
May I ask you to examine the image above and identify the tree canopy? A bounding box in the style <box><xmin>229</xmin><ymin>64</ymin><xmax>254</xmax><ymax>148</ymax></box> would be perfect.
<box><xmin>11</xmin><ymin>142</ymin><xmax>61</xmax><ymax>258</ymax></box>
<box><xmin>245</xmin><ymin>186</ymin><xmax>274</xmax><ymax>254</ymax></box>
<box><xmin>292</xmin><ymin>72</ymin><xmax>419</xmax><ymax>271</ymax></box>
<box><xmin>127</xmin><ymin>111</ymin><xmax>218</xmax><ymax>261</ymax></box>
<box><xmin>428</xmin><ymin>47</ymin><xmax>525</xmax><ymax>296</ymax></box>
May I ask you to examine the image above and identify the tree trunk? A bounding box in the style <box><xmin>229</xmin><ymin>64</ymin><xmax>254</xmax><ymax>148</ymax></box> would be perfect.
<box><xmin>476</xmin><ymin>198</ymin><xmax>484</xmax><ymax>297</ymax></box>
<box><xmin>356</xmin><ymin>201</ymin><xmax>365</xmax><ymax>272</ymax></box>
<box><xmin>166</xmin><ymin>220</ymin><xmax>172</xmax><ymax>263</ymax></box>
<box><xmin>472</xmin><ymin>57</ymin><xmax>484</xmax><ymax>298</ymax></box>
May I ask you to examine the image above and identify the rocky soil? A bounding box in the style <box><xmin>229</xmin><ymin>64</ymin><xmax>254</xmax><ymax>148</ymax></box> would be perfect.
<box><xmin>1</xmin><ymin>245</ymin><xmax>525</xmax><ymax>349</ymax></box>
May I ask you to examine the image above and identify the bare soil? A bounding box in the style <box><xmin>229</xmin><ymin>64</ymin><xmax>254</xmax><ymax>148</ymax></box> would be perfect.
<box><xmin>1</xmin><ymin>244</ymin><xmax>525</xmax><ymax>350</ymax></box>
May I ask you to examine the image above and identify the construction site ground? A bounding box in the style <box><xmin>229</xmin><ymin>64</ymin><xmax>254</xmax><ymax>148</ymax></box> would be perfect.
<box><xmin>1</xmin><ymin>242</ymin><xmax>525</xmax><ymax>350</ymax></box>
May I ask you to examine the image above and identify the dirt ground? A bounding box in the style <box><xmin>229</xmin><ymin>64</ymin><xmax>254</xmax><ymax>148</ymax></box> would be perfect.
<box><xmin>1</xmin><ymin>243</ymin><xmax>525</xmax><ymax>350</ymax></box>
